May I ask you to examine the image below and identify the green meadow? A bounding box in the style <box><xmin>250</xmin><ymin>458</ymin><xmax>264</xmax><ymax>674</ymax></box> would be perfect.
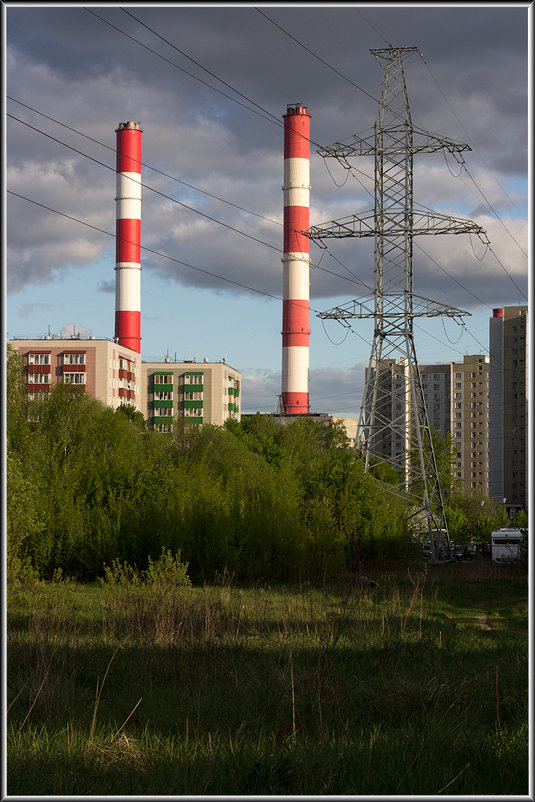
<box><xmin>7</xmin><ymin>558</ymin><xmax>528</xmax><ymax>796</ymax></box>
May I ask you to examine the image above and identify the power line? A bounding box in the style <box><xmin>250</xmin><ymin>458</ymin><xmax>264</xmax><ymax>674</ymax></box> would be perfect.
<box><xmin>8</xmin><ymin>94</ymin><xmax>505</xmax><ymax>321</ymax></box>
<box><xmin>255</xmin><ymin>7</ymin><xmax>380</xmax><ymax>107</ymax></box>
<box><xmin>255</xmin><ymin>10</ymin><xmax>527</xmax><ymax>298</ymax></box>
<box><xmin>85</xmin><ymin>7</ymin><xmax>324</xmax><ymax>151</ymax></box>
<box><xmin>6</xmin><ymin>96</ymin><xmax>283</xmax><ymax>229</ymax></box>
<box><xmin>8</xmin><ymin>19</ymin><xmax>526</xmax><ymax>364</ymax></box>
<box><xmin>121</xmin><ymin>7</ymin><xmax>282</xmax><ymax>128</ymax></box>
<box><xmin>6</xmin><ymin>107</ymin><xmax>514</xmax><ymax>369</ymax></box>
<box><xmin>355</xmin><ymin>10</ymin><xmax>528</xmax><ymax>261</ymax></box>
<box><xmin>86</xmin><ymin>10</ymin><xmax>528</xmax><ymax>306</ymax></box>
<box><xmin>6</xmin><ymin>189</ymin><xmax>284</xmax><ymax>303</ymax></box>
<box><xmin>83</xmin><ymin>7</ymin><xmax>280</xmax><ymax>131</ymax></box>
<box><xmin>6</xmin><ymin>110</ymin><xmax>380</xmax><ymax>296</ymax></box>
<box><xmin>418</xmin><ymin>50</ymin><xmax>528</xmax><ymax>253</ymax></box>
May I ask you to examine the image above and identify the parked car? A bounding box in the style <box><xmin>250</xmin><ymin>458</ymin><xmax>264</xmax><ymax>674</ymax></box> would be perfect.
<box><xmin>448</xmin><ymin>543</ymin><xmax>477</xmax><ymax>561</ymax></box>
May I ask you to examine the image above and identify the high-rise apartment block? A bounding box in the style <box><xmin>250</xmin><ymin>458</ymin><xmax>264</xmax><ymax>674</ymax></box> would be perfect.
<box><xmin>489</xmin><ymin>306</ymin><xmax>528</xmax><ymax>515</ymax></box>
<box><xmin>446</xmin><ymin>355</ymin><xmax>490</xmax><ymax>496</ymax></box>
<box><xmin>9</xmin><ymin>338</ymin><xmax>241</xmax><ymax>430</ymax></box>
<box><xmin>364</xmin><ymin>355</ymin><xmax>490</xmax><ymax>495</ymax></box>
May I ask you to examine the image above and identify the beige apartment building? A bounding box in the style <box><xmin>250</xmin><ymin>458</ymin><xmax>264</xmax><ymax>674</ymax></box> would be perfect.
<box><xmin>447</xmin><ymin>355</ymin><xmax>490</xmax><ymax>496</ymax></box>
<box><xmin>139</xmin><ymin>359</ymin><xmax>241</xmax><ymax>432</ymax></box>
<box><xmin>10</xmin><ymin>337</ymin><xmax>142</xmax><ymax>410</ymax></box>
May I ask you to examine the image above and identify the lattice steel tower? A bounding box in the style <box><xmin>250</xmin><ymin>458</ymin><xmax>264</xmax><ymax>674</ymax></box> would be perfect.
<box><xmin>306</xmin><ymin>47</ymin><xmax>487</xmax><ymax>563</ymax></box>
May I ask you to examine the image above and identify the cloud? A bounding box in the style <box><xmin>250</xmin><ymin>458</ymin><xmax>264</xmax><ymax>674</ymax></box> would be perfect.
<box><xmin>97</xmin><ymin>280</ymin><xmax>115</xmax><ymax>294</ymax></box>
<box><xmin>240</xmin><ymin>362</ymin><xmax>366</xmax><ymax>417</ymax></box>
<box><xmin>18</xmin><ymin>302</ymin><xmax>55</xmax><ymax>319</ymax></box>
<box><xmin>55</xmin><ymin>321</ymin><xmax>93</xmax><ymax>339</ymax></box>
<box><xmin>5</xmin><ymin>5</ymin><xmax>528</xmax><ymax>391</ymax></box>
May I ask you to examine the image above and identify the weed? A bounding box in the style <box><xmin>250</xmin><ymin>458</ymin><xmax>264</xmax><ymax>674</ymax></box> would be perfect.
<box><xmin>7</xmin><ymin>565</ymin><xmax>528</xmax><ymax>795</ymax></box>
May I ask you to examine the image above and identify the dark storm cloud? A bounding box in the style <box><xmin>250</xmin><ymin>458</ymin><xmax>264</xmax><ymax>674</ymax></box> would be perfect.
<box><xmin>5</xmin><ymin>4</ymin><xmax>528</xmax><ymax>309</ymax></box>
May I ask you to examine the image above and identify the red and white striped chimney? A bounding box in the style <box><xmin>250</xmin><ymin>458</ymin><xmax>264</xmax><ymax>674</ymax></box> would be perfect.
<box><xmin>115</xmin><ymin>121</ymin><xmax>142</xmax><ymax>353</ymax></box>
<box><xmin>282</xmin><ymin>105</ymin><xmax>311</xmax><ymax>414</ymax></box>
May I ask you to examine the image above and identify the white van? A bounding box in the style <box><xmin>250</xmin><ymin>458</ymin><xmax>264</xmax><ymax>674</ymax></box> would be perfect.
<box><xmin>491</xmin><ymin>528</ymin><xmax>523</xmax><ymax>563</ymax></box>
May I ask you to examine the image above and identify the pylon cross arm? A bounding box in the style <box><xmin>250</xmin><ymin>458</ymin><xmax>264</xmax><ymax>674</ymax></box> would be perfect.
<box><xmin>317</xmin><ymin>128</ymin><xmax>471</xmax><ymax>160</ymax></box>
<box><xmin>317</xmin><ymin>293</ymin><xmax>470</xmax><ymax>321</ymax></box>
<box><xmin>304</xmin><ymin>211</ymin><xmax>485</xmax><ymax>241</ymax></box>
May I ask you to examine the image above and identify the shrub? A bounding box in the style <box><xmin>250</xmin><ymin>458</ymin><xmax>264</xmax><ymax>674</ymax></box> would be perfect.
<box><xmin>99</xmin><ymin>549</ymin><xmax>191</xmax><ymax>644</ymax></box>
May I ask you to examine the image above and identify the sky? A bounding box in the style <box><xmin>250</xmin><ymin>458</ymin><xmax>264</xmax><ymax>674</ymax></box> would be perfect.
<box><xmin>4</xmin><ymin>3</ymin><xmax>530</xmax><ymax>417</ymax></box>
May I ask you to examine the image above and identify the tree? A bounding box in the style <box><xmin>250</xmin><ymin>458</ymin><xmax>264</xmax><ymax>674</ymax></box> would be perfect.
<box><xmin>6</xmin><ymin>344</ymin><xmax>31</xmax><ymax>452</ymax></box>
<box><xmin>116</xmin><ymin>403</ymin><xmax>146</xmax><ymax>431</ymax></box>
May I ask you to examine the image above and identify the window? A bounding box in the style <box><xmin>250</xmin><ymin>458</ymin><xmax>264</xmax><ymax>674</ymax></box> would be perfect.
<box><xmin>64</xmin><ymin>373</ymin><xmax>86</xmax><ymax>384</ymax></box>
<box><xmin>155</xmin><ymin>407</ymin><xmax>173</xmax><ymax>417</ymax></box>
<box><xmin>28</xmin><ymin>373</ymin><xmax>50</xmax><ymax>384</ymax></box>
<box><xmin>184</xmin><ymin>374</ymin><xmax>203</xmax><ymax>385</ymax></box>
<box><xmin>185</xmin><ymin>391</ymin><xmax>203</xmax><ymax>401</ymax></box>
<box><xmin>455</xmin><ymin>372</ymin><xmax>462</xmax><ymax>379</ymax></box>
<box><xmin>455</xmin><ymin>393</ymin><xmax>461</xmax><ymax>398</ymax></box>
<box><xmin>64</xmin><ymin>353</ymin><xmax>85</xmax><ymax>365</ymax></box>
<box><xmin>154</xmin><ymin>391</ymin><xmax>173</xmax><ymax>401</ymax></box>
<box><xmin>154</xmin><ymin>423</ymin><xmax>171</xmax><ymax>433</ymax></box>
<box><xmin>28</xmin><ymin>353</ymin><xmax>50</xmax><ymax>365</ymax></box>
<box><xmin>154</xmin><ymin>374</ymin><xmax>172</xmax><ymax>385</ymax></box>
<box><xmin>184</xmin><ymin>407</ymin><xmax>203</xmax><ymax>417</ymax></box>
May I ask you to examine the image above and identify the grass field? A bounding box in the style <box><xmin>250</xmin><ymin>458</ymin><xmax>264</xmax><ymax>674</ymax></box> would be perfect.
<box><xmin>7</xmin><ymin>557</ymin><xmax>528</xmax><ymax>795</ymax></box>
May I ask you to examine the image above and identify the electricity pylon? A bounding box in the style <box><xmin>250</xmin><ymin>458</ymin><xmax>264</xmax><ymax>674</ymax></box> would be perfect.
<box><xmin>306</xmin><ymin>47</ymin><xmax>488</xmax><ymax>564</ymax></box>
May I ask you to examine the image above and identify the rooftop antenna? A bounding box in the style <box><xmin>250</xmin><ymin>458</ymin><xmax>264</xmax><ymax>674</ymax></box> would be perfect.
<box><xmin>306</xmin><ymin>47</ymin><xmax>489</xmax><ymax>564</ymax></box>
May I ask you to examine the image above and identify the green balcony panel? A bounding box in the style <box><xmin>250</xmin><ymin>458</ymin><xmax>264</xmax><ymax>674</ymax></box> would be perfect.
<box><xmin>184</xmin><ymin>400</ymin><xmax>203</xmax><ymax>409</ymax></box>
<box><xmin>154</xmin><ymin>383</ymin><xmax>173</xmax><ymax>392</ymax></box>
<box><xmin>154</xmin><ymin>400</ymin><xmax>173</xmax><ymax>408</ymax></box>
<box><xmin>183</xmin><ymin>384</ymin><xmax>204</xmax><ymax>393</ymax></box>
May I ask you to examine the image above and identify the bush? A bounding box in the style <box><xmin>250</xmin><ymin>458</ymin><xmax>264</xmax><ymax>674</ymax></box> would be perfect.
<box><xmin>99</xmin><ymin>549</ymin><xmax>192</xmax><ymax>644</ymax></box>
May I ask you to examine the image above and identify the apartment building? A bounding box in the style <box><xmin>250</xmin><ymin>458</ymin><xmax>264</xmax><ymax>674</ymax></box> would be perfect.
<box><xmin>448</xmin><ymin>355</ymin><xmax>490</xmax><ymax>496</ymax></box>
<box><xmin>139</xmin><ymin>359</ymin><xmax>241</xmax><ymax>432</ymax></box>
<box><xmin>489</xmin><ymin>306</ymin><xmax>528</xmax><ymax>514</ymax></box>
<box><xmin>362</xmin><ymin>355</ymin><xmax>490</xmax><ymax>494</ymax></box>
<box><xmin>10</xmin><ymin>337</ymin><xmax>142</xmax><ymax>410</ymax></box>
<box><xmin>420</xmin><ymin>363</ymin><xmax>451</xmax><ymax>438</ymax></box>
<box><xmin>362</xmin><ymin>360</ymin><xmax>411</xmax><ymax>477</ymax></box>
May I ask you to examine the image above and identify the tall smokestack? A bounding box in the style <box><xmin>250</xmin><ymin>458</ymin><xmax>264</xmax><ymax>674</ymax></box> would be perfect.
<box><xmin>282</xmin><ymin>105</ymin><xmax>311</xmax><ymax>414</ymax></box>
<box><xmin>115</xmin><ymin>121</ymin><xmax>142</xmax><ymax>353</ymax></box>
